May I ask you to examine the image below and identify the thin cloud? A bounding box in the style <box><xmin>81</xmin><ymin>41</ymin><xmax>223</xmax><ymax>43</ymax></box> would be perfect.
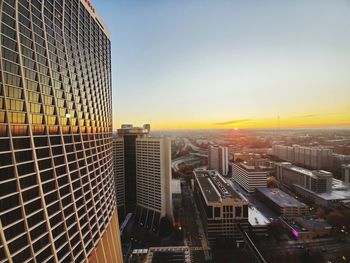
<box><xmin>214</xmin><ymin>119</ymin><xmax>251</xmax><ymax>126</ymax></box>
<box><xmin>289</xmin><ymin>113</ymin><xmax>341</xmax><ymax>119</ymax></box>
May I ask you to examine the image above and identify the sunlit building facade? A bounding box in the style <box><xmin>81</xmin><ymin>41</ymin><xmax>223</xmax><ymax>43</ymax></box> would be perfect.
<box><xmin>113</xmin><ymin>124</ymin><xmax>173</xmax><ymax>232</ymax></box>
<box><xmin>208</xmin><ymin>146</ymin><xmax>229</xmax><ymax>176</ymax></box>
<box><xmin>135</xmin><ymin>137</ymin><xmax>173</xmax><ymax>232</ymax></box>
<box><xmin>0</xmin><ymin>0</ymin><xmax>122</xmax><ymax>262</ymax></box>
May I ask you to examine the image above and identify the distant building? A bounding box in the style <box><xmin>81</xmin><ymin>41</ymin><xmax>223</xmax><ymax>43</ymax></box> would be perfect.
<box><xmin>272</xmin><ymin>145</ymin><xmax>295</xmax><ymax>162</ymax></box>
<box><xmin>342</xmin><ymin>164</ymin><xmax>350</xmax><ymax>184</ymax></box>
<box><xmin>256</xmin><ymin>188</ymin><xmax>308</xmax><ymax>217</ymax></box>
<box><xmin>276</xmin><ymin>162</ymin><xmax>333</xmax><ymax>193</ymax></box>
<box><xmin>293</xmin><ymin>179</ymin><xmax>350</xmax><ymax>208</ymax></box>
<box><xmin>208</xmin><ymin>146</ymin><xmax>229</xmax><ymax>176</ymax></box>
<box><xmin>193</xmin><ymin>169</ymin><xmax>249</xmax><ymax>247</ymax></box>
<box><xmin>114</xmin><ymin>125</ymin><xmax>173</xmax><ymax>232</ymax></box>
<box><xmin>272</xmin><ymin>145</ymin><xmax>333</xmax><ymax>170</ymax></box>
<box><xmin>233</xmin><ymin>152</ymin><xmax>261</xmax><ymax>162</ymax></box>
<box><xmin>230</xmin><ymin>163</ymin><xmax>268</xmax><ymax>193</ymax></box>
<box><xmin>333</xmin><ymin>154</ymin><xmax>350</xmax><ymax>171</ymax></box>
<box><xmin>334</xmin><ymin>145</ymin><xmax>350</xmax><ymax>155</ymax></box>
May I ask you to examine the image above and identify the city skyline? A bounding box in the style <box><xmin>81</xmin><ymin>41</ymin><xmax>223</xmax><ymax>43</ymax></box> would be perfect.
<box><xmin>95</xmin><ymin>0</ymin><xmax>350</xmax><ymax>130</ymax></box>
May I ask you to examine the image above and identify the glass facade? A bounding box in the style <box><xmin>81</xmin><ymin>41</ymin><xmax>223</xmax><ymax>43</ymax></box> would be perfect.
<box><xmin>0</xmin><ymin>0</ymin><xmax>120</xmax><ymax>262</ymax></box>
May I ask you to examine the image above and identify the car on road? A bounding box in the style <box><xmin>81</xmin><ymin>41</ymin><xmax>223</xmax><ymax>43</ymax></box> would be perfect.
<box><xmin>321</xmin><ymin>247</ymin><xmax>327</xmax><ymax>252</ymax></box>
<box><xmin>297</xmin><ymin>245</ymin><xmax>304</xmax><ymax>249</ymax></box>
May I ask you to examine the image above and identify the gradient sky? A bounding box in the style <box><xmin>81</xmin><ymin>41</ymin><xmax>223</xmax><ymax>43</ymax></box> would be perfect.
<box><xmin>94</xmin><ymin>0</ymin><xmax>350</xmax><ymax>130</ymax></box>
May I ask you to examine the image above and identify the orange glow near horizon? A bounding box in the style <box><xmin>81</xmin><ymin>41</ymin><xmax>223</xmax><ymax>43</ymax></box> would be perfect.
<box><xmin>114</xmin><ymin>111</ymin><xmax>350</xmax><ymax>131</ymax></box>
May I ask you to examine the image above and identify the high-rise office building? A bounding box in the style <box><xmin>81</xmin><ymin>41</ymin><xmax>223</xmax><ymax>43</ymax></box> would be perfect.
<box><xmin>114</xmin><ymin>124</ymin><xmax>150</xmax><ymax>217</ymax></box>
<box><xmin>113</xmin><ymin>124</ymin><xmax>173</xmax><ymax>232</ymax></box>
<box><xmin>113</xmin><ymin>137</ymin><xmax>125</xmax><ymax>218</ymax></box>
<box><xmin>135</xmin><ymin>137</ymin><xmax>173</xmax><ymax>232</ymax></box>
<box><xmin>0</xmin><ymin>0</ymin><xmax>122</xmax><ymax>262</ymax></box>
<box><xmin>208</xmin><ymin>146</ymin><xmax>229</xmax><ymax>176</ymax></box>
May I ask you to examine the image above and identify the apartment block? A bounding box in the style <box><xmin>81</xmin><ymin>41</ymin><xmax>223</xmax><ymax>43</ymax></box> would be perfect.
<box><xmin>114</xmin><ymin>124</ymin><xmax>172</xmax><ymax>233</ymax></box>
<box><xmin>272</xmin><ymin>145</ymin><xmax>333</xmax><ymax>170</ymax></box>
<box><xmin>208</xmin><ymin>146</ymin><xmax>229</xmax><ymax>176</ymax></box>
<box><xmin>135</xmin><ymin>137</ymin><xmax>173</xmax><ymax>231</ymax></box>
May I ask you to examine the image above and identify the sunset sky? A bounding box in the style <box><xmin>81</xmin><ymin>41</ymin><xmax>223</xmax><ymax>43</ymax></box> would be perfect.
<box><xmin>94</xmin><ymin>0</ymin><xmax>350</xmax><ymax>130</ymax></box>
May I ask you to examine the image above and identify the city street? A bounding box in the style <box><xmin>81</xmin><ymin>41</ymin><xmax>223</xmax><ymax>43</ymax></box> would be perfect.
<box><xmin>180</xmin><ymin>180</ymin><xmax>208</xmax><ymax>262</ymax></box>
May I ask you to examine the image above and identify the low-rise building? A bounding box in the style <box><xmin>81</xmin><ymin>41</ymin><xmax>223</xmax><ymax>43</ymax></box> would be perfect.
<box><xmin>129</xmin><ymin>246</ymin><xmax>191</xmax><ymax>263</ymax></box>
<box><xmin>276</xmin><ymin>162</ymin><xmax>350</xmax><ymax>207</ymax></box>
<box><xmin>193</xmin><ymin>169</ymin><xmax>249</xmax><ymax>247</ymax></box>
<box><xmin>279</xmin><ymin>217</ymin><xmax>332</xmax><ymax>240</ymax></box>
<box><xmin>248</xmin><ymin>206</ymin><xmax>270</xmax><ymax>236</ymax></box>
<box><xmin>256</xmin><ymin>188</ymin><xmax>308</xmax><ymax>217</ymax></box>
<box><xmin>231</xmin><ymin>163</ymin><xmax>268</xmax><ymax>193</ymax></box>
<box><xmin>276</xmin><ymin>162</ymin><xmax>333</xmax><ymax>193</ymax></box>
<box><xmin>293</xmin><ymin>179</ymin><xmax>350</xmax><ymax>207</ymax></box>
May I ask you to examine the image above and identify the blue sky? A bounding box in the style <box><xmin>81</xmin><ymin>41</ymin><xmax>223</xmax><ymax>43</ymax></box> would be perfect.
<box><xmin>94</xmin><ymin>0</ymin><xmax>350</xmax><ymax>130</ymax></box>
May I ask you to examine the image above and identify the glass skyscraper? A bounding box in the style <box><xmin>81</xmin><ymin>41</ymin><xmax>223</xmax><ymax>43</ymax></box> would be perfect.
<box><xmin>0</xmin><ymin>0</ymin><xmax>122</xmax><ymax>262</ymax></box>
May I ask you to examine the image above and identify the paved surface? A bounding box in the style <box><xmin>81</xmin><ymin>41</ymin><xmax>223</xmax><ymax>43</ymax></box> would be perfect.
<box><xmin>180</xmin><ymin>180</ymin><xmax>209</xmax><ymax>262</ymax></box>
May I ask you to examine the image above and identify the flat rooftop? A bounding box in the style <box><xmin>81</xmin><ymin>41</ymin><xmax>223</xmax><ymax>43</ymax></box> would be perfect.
<box><xmin>232</xmin><ymin>162</ymin><xmax>269</xmax><ymax>173</ymax></box>
<box><xmin>194</xmin><ymin>169</ymin><xmax>243</xmax><ymax>203</ymax></box>
<box><xmin>281</xmin><ymin>217</ymin><xmax>331</xmax><ymax>234</ymax></box>
<box><xmin>332</xmin><ymin>178</ymin><xmax>350</xmax><ymax>190</ymax></box>
<box><xmin>299</xmin><ymin>218</ymin><xmax>332</xmax><ymax>231</ymax></box>
<box><xmin>248</xmin><ymin>206</ymin><xmax>270</xmax><ymax>226</ymax></box>
<box><xmin>294</xmin><ymin>184</ymin><xmax>350</xmax><ymax>201</ymax></box>
<box><xmin>256</xmin><ymin>188</ymin><xmax>308</xmax><ymax>208</ymax></box>
<box><xmin>279</xmin><ymin>162</ymin><xmax>332</xmax><ymax>179</ymax></box>
<box><xmin>148</xmin><ymin>247</ymin><xmax>191</xmax><ymax>263</ymax></box>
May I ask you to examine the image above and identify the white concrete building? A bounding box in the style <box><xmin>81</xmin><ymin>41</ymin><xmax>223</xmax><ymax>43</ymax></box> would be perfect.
<box><xmin>208</xmin><ymin>146</ymin><xmax>229</xmax><ymax>176</ymax></box>
<box><xmin>231</xmin><ymin>163</ymin><xmax>268</xmax><ymax>193</ymax></box>
<box><xmin>135</xmin><ymin>137</ymin><xmax>173</xmax><ymax>230</ymax></box>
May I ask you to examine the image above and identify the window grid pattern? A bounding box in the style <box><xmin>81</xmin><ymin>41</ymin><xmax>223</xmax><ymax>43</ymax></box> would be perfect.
<box><xmin>136</xmin><ymin>140</ymin><xmax>162</xmax><ymax>212</ymax></box>
<box><xmin>113</xmin><ymin>138</ymin><xmax>125</xmax><ymax>210</ymax></box>
<box><xmin>0</xmin><ymin>0</ymin><xmax>115</xmax><ymax>262</ymax></box>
